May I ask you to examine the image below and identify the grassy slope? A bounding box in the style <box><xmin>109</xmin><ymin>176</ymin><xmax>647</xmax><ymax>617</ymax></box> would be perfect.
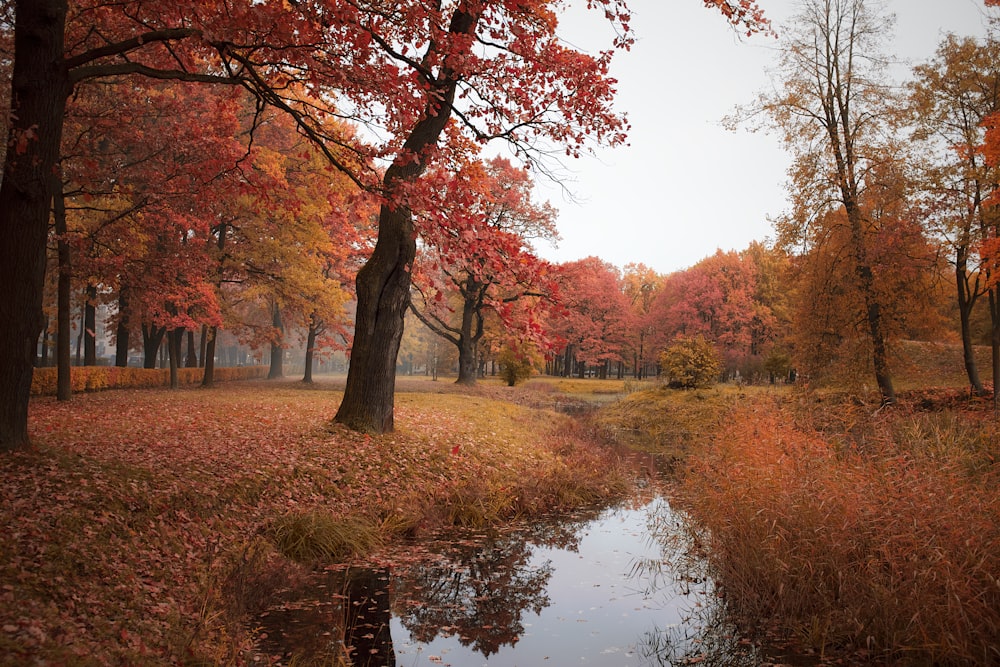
<box><xmin>1</xmin><ymin>379</ymin><xmax>628</xmax><ymax>666</ymax></box>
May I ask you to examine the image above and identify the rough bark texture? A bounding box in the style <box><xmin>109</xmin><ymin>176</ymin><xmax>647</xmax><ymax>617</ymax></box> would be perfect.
<box><xmin>0</xmin><ymin>0</ymin><xmax>70</xmax><ymax>450</ymax></box>
<box><xmin>335</xmin><ymin>5</ymin><xmax>479</xmax><ymax>433</ymax></box>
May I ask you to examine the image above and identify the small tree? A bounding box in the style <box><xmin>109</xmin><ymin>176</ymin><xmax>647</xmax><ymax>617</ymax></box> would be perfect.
<box><xmin>660</xmin><ymin>336</ymin><xmax>721</xmax><ymax>389</ymax></box>
<box><xmin>497</xmin><ymin>344</ymin><xmax>539</xmax><ymax>387</ymax></box>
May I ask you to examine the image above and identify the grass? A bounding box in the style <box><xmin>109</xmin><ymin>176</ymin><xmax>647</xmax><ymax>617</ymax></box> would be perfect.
<box><xmin>0</xmin><ymin>379</ymin><xmax>629</xmax><ymax>665</ymax></box>
<box><xmin>600</xmin><ymin>381</ymin><xmax>1000</xmax><ymax>665</ymax></box>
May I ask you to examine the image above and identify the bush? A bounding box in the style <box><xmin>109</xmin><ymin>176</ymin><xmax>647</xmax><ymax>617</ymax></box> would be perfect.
<box><xmin>497</xmin><ymin>344</ymin><xmax>538</xmax><ymax>387</ymax></box>
<box><xmin>30</xmin><ymin>365</ymin><xmax>267</xmax><ymax>395</ymax></box>
<box><xmin>659</xmin><ymin>336</ymin><xmax>721</xmax><ymax>389</ymax></box>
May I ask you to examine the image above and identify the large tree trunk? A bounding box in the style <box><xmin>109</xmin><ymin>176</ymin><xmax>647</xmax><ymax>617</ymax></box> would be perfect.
<box><xmin>115</xmin><ymin>290</ymin><xmax>130</xmax><ymax>367</ymax></box>
<box><xmin>455</xmin><ymin>285</ymin><xmax>483</xmax><ymax>386</ymax></box>
<box><xmin>0</xmin><ymin>0</ymin><xmax>69</xmax><ymax>450</ymax></box>
<box><xmin>335</xmin><ymin>5</ymin><xmax>479</xmax><ymax>433</ymax></box>
<box><xmin>142</xmin><ymin>324</ymin><xmax>166</xmax><ymax>369</ymax></box>
<box><xmin>185</xmin><ymin>330</ymin><xmax>198</xmax><ymax>368</ymax></box>
<box><xmin>335</xmin><ymin>203</ymin><xmax>416</xmax><ymax>431</ymax></box>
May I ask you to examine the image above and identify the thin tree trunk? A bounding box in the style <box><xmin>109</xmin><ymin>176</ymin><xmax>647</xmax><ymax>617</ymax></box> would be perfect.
<box><xmin>268</xmin><ymin>304</ymin><xmax>284</xmax><ymax>379</ymax></box>
<box><xmin>54</xmin><ymin>173</ymin><xmax>72</xmax><ymax>401</ymax></box>
<box><xmin>957</xmin><ymin>254</ymin><xmax>985</xmax><ymax>395</ymax></box>
<box><xmin>84</xmin><ymin>284</ymin><xmax>97</xmax><ymax>365</ymax></box>
<box><xmin>198</xmin><ymin>324</ymin><xmax>207</xmax><ymax>368</ymax></box>
<box><xmin>202</xmin><ymin>326</ymin><xmax>218</xmax><ymax>388</ymax></box>
<box><xmin>167</xmin><ymin>329</ymin><xmax>181</xmax><ymax>389</ymax></box>
<box><xmin>303</xmin><ymin>323</ymin><xmax>317</xmax><ymax>383</ymax></box>
<box><xmin>115</xmin><ymin>290</ymin><xmax>130</xmax><ymax>367</ymax></box>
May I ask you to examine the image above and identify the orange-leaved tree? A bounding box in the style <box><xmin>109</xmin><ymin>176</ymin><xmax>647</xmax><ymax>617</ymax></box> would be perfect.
<box><xmin>409</xmin><ymin>157</ymin><xmax>558</xmax><ymax>386</ymax></box>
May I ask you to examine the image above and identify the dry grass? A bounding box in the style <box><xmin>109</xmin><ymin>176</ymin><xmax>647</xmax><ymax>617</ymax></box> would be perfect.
<box><xmin>672</xmin><ymin>394</ymin><xmax>1000</xmax><ymax>665</ymax></box>
<box><xmin>1</xmin><ymin>379</ymin><xmax>628</xmax><ymax>665</ymax></box>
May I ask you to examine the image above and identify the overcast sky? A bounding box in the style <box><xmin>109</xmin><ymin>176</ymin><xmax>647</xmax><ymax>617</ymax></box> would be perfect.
<box><xmin>532</xmin><ymin>0</ymin><xmax>994</xmax><ymax>275</ymax></box>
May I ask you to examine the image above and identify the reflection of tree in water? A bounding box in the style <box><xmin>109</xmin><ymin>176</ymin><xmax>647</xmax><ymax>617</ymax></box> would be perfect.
<box><xmin>391</xmin><ymin>506</ymin><xmax>604</xmax><ymax>657</ymax></box>
<box><xmin>252</xmin><ymin>565</ymin><xmax>395</xmax><ymax>666</ymax></box>
<box><xmin>394</xmin><ymin>533</ymin><xmax>552</xmax><ymax>656</ymax></box>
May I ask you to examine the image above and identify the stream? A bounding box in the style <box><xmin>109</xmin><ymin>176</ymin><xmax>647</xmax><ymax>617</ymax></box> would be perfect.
<box><xmin>252</xmin><ymin>460</ymin><xmax>791</xmax><ymax>666</ymax></box>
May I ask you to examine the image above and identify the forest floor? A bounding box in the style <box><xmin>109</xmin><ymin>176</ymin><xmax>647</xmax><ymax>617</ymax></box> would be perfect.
<box><xmin>1</xmin><ymin>376</ymin><xmax>633</xmax><ymax>666</ymax></box>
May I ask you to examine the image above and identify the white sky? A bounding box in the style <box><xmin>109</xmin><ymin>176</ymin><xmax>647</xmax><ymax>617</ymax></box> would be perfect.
<box><xmin>533</xmin><ymin>0</ymin><xmax>994</xmax><ymax>275</ymax></box>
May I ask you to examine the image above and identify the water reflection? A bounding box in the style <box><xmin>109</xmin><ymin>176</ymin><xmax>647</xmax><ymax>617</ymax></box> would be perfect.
<box><xmin>254</xmin><ymin>498</ymin><xmax>763</xmax><ymax>666</ymax></box>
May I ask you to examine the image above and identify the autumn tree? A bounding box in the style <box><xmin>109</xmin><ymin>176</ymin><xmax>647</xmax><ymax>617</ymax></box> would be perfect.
<box><xmin>550</xmin><ymin>257</ymin><xmax>630</xmax><ymax>379</ymax></box>
<box><xmin>749</xmin><ymin>0</ymin><xmax>902</xmax><ymax>403</ymax></box>
<box><xmin>909</xmin><ymin>34</ymin><xmax>1000</xmax><ymax>397</ymax></box>
<box><xmin>621</xmin><ymin>263</ymin><xmax>662</xmax><ymax>379</ymax></box>
<box><xmin>647</xmin><ymin>250</ymin><xmax>771</xmax><ymax>379</ymax></box>
<box><xmin>0</xmin><ymin>0</ymin><xmax>771</xmax><ymax>449</ymax></box>
<box><xmin>409</xmin><ymin>157</ymin><xmax>557</xmax><ymax>386</ymax></box>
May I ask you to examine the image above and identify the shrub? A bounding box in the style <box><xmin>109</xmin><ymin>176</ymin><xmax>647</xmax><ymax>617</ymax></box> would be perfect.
<box><xmin>30</xmin><ymin>365</ymin><xmax>267</xmax><ymax>395</ymax></box>
<box><xmin>497</xmin><ymin>344</ymin><xmax>538</xmax><ymax>387</ymax></box>
<box><xmin>659</xmin><ymin>336</ymin><xmax>721</xmax><ymax>389</ymax></box>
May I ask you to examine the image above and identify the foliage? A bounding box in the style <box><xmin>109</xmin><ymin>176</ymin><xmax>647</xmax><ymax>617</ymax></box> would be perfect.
<box><xmin>1</xmin><ymin>381</ymin><xmax>627</xmax><ymax>663</ymax></box>
<box><xmin>497</xmin><ymin>344</ymin><xmax>539</xmax><ymax>387</ymax></box>
<box><xmin>676</xmin><ymin>396</ymin><xmax>1000</xmax><ymax>665</ymax></box>
<box><xmin>659</xmin><ymin>336</ymin><xmax>722</xmax><ymax>389</ymax></box>
<box><xmin>30</xmin><ymin>365</ymin><xmax>266</xmax><ymax>395</ymax></box>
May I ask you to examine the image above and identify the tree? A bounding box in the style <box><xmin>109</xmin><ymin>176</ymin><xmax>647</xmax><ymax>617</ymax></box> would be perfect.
<box><xmin>409</xmin><ymin>157</ymin><xmax>557</xmax><ymax>386</ymax></box>
<box><xmin>660</xmin><ymin>336</ymin><xmax>722</xmax><ymax>389</ymax></box>
<box><xmin>909</xmin><ymin>34</ymin><xmax>1000</xmax><ymax>397</ymax></box>
<box><xmin>751</xmin><ymin>0</ymin><xmax>901</xmax><ymax>404</ymax></box>
<box><xmin>621</xmin><ymin>263</ymin><xmax>662</xmax><ymax>379</ymax></box>
<box><xmin>550</xmin><ymin>257</ymin><xmax>630</xmax><ymax>379</ymax></box>
<box><xmin>332</xmin><ymin>0</ymin><xmax>773</xmax><ymax>432</ymax></box>
<box><xmin>0</xmin><ymin>0</ymin><xmax>771</xmax><ymax>450</ymax></box>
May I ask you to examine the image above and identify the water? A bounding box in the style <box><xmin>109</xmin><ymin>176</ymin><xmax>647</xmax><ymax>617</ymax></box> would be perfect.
<box><xmin>255</xmin><ymin>495</ymin><xmax>761</xmax><ymax>666</ymax></box>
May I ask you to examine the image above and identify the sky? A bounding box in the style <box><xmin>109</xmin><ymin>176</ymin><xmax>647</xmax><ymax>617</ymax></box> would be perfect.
<box><xmin>530</xmin><ymin>0</ymin><xmax>995</xmax><ymax>275</ymax></box>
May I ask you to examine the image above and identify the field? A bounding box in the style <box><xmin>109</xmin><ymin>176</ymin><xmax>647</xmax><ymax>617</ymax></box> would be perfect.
<box><xmin>1</xmin><ymin>378</ymin><xmax>628</xmax><ymax>665</ymax></box>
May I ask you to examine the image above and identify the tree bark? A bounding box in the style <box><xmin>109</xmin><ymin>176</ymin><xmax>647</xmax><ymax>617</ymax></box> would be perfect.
<box><xmin>167</xmin><ymin>328</ymin><xmax>181</xmax><ymax>389</ymax></box>
<box><xmin>142</xmin><ymin>324</ymin><xmax>166</xmax><ymax>369</ymax></box>
<box><xmin>335</xmin><ymin>4</ymin><xmax>480</xmax><ymax>433</ymax></box>
<box><xmin>115</xmin><ymin>290</ymin><xmax>130</xmax><ymax>367</ymax></box>
<box><xmin>84</xmin><ymin>284</ymin><xmax>97</xmax><ymax>365</ymax></box>
<box><xmin>956</xmin><ymin>252</ymin><xmax>985</xmax><ymax>395</ymax></box>
<box><xmin>201</xmin><ymin>326</ymin><xmax>218</xmax><ymax>388</ymax></box>
<box><xmin>54</xmin><ymin>172</ymin><xmax>72</xmax><ymax>401</ymax></box>
<box><xmin>0</xmin><ymin>0</ymin><xmax>70</xmax><ymax>449</ymax></box>
<box><xmin>303</xmin><ymin>315</ymin><xmax>318</xmax><ymax>383</ymax></box>
<box><xmin>268</xmin><ymin>304</ymin><xmax>284</xmax><ymax>380</ymax></box>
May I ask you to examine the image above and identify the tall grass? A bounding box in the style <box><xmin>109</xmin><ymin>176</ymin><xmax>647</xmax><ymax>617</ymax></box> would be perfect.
<box><xmin>676</xmin><ymin>398</ymin><xmax>1000</xmax><ymax>665</ymax></box>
